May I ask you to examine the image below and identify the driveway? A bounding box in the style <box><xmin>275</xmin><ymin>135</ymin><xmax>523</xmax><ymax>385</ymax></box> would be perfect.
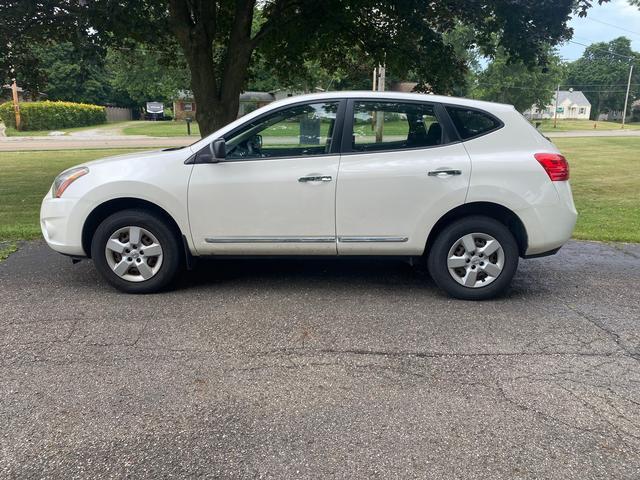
<box><xmin>2</xmin><ymin>127</ymin><xmax>640</xmax><ymax>151</ymax></box>
<box><xmin>1</xmin><ymin>240</ymin><xmax>639</xmax><ymax>478</ymax></box>
<box><xmin>0</xmin><ymin>135</ymin><xmax>194</xmax><ymax>151</ymax></box>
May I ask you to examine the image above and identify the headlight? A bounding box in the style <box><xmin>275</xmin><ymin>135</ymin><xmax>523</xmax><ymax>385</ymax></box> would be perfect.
<box><xmin>52</xmin><ymin>167</ymin><xmax>89</xmax><ymax>198</ymax></box>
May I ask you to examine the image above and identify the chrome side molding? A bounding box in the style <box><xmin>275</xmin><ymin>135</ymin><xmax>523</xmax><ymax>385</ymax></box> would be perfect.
<box><xmin>205</xmin><ymin>236</ymin><xmax>335</xmax><ymax>243</ymax></box>
<box><xmin>204</xmin><ymin>236</ymin><xmax>409</xmax><ymax>244</ymax></box>
<box><xmin>338</xmin><ymin>236</ymin><xmax>408</xmax><ymax>243</ymax></box>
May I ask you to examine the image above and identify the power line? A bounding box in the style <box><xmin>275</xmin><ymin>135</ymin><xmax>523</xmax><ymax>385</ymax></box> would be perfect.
<box><xmin>473</xmin><ymin>82</ymin><xmax>637</xmax><ymax>93</ymax></box>
<box><xmin>585</xmin><ymin>17</ymin><xmax>640</xmax><ymax>37</ymax></box>
<box><xmin>566</xmin><ymin>40</ymin><xmax>636</xmax><ymax>61</ymax></box>
<box><xmin>562</xmin><ymin>83</ymin><xmax>640</xmax><ymax>86</ymax></box>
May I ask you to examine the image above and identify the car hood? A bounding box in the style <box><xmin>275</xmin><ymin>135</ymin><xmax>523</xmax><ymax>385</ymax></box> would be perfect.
<box><xmin>81</xmin><ymin>149</ymin><xmax>187</xmax><ymax>168</ymax></box>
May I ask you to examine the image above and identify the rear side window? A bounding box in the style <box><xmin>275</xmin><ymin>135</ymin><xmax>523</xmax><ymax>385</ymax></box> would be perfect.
<box><xmin>446</xmin><ymin>107</ymin><xmax>502</xmax><ymax>140</ymax></box>
<box><xmin>351</xmin><ymin>101</ymin><xmax>446</xmax><ymax>152</ymax></box>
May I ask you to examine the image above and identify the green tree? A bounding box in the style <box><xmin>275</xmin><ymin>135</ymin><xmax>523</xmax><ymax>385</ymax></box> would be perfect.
<box><xmin>565</xmin><ymin>37</ymin><xmax>639</xmax><ymax>119</ymax></box>
<box><xmin>474</xmin><ymin>47</ymin><xmax>566</xmax><ymax>112</ymax></box>
<box><xmin>2</xmin><ymin>0</ymin><xmax>610</xmax><ymax>136</ymax></box>
<box><xmin>33</xmin><ymin>42</ymin><xmax>112</xmax><ymax>105</ymax></box>
<box><xmin>106</xmin><ymin>45</ymin><xmax>191</xmax><ymax>105</ymax></box>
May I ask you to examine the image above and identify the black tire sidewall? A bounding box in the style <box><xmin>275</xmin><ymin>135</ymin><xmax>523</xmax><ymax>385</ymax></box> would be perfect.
<box><xmin>427</xmin><ymin>216</ymin><xmax>519</xmax><ymax>300</ymax></box>
<box><xmin>91</xmin><ymin>209</ymin><xmax>181</xmax><ymax>293</ymax></box>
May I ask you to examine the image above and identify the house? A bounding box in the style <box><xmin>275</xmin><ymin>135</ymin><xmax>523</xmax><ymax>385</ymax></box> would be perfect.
<box><xmin>172</xmin><ymin>89</ymin><xmax>319</xmax><ymax>120</ymax></box>
<box><xmin>524</xmin><ymin>91</ymin><xmax>591</xmax><ymax>120</ymax></box>
<box><xmin>173</xmin><ymin>90</ymin><xmax>276</xmax><ymax>120</ymax></box>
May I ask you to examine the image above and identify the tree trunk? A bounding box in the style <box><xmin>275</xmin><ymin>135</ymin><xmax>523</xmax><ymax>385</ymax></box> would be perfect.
<box><xmin>168</xmin><ymin>0</ymin><xmax>256</xmax><ymax>137</ymax></box>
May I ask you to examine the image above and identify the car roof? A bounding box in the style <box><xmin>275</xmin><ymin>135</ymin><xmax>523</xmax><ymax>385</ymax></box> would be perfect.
<box><xmin>269</xmin><ymin>91</ymin><xmax>515</xmax><ymax>113</ymax></box>
<box><xmin>189</xmin><ymin>90</ymin><xmax>515</xmax><ymax>152</ymax></box>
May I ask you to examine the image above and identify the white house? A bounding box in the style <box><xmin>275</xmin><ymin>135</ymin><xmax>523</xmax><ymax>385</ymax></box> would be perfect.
<box><xmin>524</xmin><ymin>90</ymin><xmax>592</xmax><ymax>120</ymax></box>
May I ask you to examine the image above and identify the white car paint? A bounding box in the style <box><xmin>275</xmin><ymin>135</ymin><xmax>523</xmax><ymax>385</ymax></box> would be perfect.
<box><xmin>41</xmin><ymin>91</ymin><xmax>577</xmax><ymax>264</ymax></box>
<box><xmin>335</xmin><ymin>142</ymin><xmax>471</xmax><ymax>255</ymax></box>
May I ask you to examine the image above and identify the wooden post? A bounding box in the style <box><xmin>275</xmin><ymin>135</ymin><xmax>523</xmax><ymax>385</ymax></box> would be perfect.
<box><xmin>11</xmin><ymin>80</ymin><xmax>21</xmax><ymax>131</ymax></box>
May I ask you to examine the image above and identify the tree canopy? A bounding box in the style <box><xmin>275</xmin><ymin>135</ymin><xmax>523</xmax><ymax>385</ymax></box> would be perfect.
<box><xmin>565</xmin><ymin>37</ymin><xmax>638</xmax><ymax>119</ymax></box>
<box><xmin>2</xmin><ymin>0</ymin><xmax>609</xmax><ymax>135</ymax></box>
<box><xmin>474</xmin><ymin>46</ymin><xmax>566</xmax><ymax>112</ymax></box>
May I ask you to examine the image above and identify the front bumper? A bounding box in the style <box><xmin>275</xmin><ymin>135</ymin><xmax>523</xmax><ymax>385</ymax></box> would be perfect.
<box><xmin>40</xmin><ymin>191</ymin><xmax>86</xmax><ymax>256</ymax></box>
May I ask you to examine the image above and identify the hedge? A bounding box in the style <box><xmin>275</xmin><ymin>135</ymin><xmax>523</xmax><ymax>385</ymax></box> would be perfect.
<box><xmin>0</xmin><ymin>101</ymin><xmax>106</xmax><ymax>131</ymax></box>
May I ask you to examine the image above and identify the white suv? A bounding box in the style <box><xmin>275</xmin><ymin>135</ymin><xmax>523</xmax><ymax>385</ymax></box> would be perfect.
<box><xmin>41</xmin><ymin>92</ymin><xmax>576</xmax><ymax>299</ymax></box>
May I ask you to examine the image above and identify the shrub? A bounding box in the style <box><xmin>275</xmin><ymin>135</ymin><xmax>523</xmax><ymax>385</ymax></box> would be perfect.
<box><xmin>0</xmin><ymin>101</ymin><xmax>106</xmax><ymax>131</ymax></box>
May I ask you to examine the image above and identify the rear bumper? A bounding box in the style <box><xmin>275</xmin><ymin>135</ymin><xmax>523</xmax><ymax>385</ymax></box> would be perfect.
<box><xmin>40</xmin><ymin>191</ymin><xmax>86</xmax><ymax>256</ymax></box>
<box><xmin>518</xmin><ymin>181</ymin><xmax>578</xmax><ymax>256</ymax></box>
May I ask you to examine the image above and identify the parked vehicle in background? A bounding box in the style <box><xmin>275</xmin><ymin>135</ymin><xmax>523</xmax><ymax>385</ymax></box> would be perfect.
<box><xmin>40</xmin><ymin>92</ymin><xmax>576</xmax><ymax>300</ymax></box>
<box><xmin>144</xmin><ymin>101</ymin><xmax>164</xmax><ymax>121</ymax></box>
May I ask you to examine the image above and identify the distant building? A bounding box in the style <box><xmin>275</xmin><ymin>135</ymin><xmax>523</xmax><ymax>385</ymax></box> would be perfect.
<box><xmin>524</xmin><ymin>91</ymin><xmax>592</xmax><ymax>120</ymax></box>
<box><xmin>172</xmin><ymin>89</ymin><xmax>315</xmax><ymax>121</ymax></box>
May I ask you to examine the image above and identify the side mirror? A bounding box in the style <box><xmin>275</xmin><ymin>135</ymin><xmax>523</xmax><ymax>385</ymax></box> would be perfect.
<box><xmin>197</xmin><ymin>138</ymin><xmax>226</xmax><ymax>163</ymax></box>
<box><xmin>212</xmin><ymin>138</ymin><xmax>226</xmax><ymax>159</ymax></box>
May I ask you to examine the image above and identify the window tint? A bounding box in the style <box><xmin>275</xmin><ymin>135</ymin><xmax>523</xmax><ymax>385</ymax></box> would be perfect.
<box><xmin>446</xmin><ymin>107</ymin><xmax>501</xmax><ymax>140</ymax></box>
<box><xmin>351</xmin><ymin>101</ymin><xmax>444</xmax><ymax>152</ymax></box>
<box><xmin>225</xmin><ymin>102</ymin><xmax>339</xmax><ymax>160</ymax></box>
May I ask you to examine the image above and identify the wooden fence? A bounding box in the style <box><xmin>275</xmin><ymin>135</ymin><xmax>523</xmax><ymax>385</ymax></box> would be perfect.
<box><xmin>105</xmin><ymin>107</ymin><xmax>132</xmax><ymax>122</ymax></box>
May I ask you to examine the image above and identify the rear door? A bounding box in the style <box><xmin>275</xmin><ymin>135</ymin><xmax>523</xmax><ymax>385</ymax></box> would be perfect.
<box><xmin>335</xmin><ymin>99</ymin><xmax>471</xmax><ymax>255</ymax></box>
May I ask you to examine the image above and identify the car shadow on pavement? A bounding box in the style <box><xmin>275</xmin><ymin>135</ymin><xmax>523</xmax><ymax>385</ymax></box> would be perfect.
<box><xmin>181</xmin><ymin>257</ymin><xmax>432</xmax><ymax>289</ymax></box>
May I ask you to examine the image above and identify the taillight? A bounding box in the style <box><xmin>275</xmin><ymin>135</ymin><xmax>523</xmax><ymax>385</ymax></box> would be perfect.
<box><xmin>534</xmin><ymin>153</ymin><xmax>569</xmax><ymax>181</ymax></box>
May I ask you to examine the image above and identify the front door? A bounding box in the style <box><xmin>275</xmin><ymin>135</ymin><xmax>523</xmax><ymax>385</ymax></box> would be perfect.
<box><xmin>188</xmin><ymin>100</ymin><xmax>343</xmax><ymax>255</ymax></box>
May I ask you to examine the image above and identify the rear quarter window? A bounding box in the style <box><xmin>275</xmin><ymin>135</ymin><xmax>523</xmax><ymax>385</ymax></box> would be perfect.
<box><xmin>446</xmin><ymin>107</ymin><xmax>502</xmax><ymax>140</ymax></box>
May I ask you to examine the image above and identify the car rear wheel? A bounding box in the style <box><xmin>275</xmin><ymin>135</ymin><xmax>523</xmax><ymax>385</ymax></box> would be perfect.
<box><xmin>91</xmin><ymin>209</ymin><xmax>182</xmax><ymax>293</ymax></box>
<box><xmin>427</xmin><ymin>216</ymin><xmax>519</xmax><ymax>300</ymax></box>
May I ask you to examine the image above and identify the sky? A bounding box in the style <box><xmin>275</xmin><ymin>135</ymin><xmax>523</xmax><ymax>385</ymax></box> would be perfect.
<box><xmin>558</xmin><ymin>0</ymin><xmax>640</xmax><ymax>61</ymax></box>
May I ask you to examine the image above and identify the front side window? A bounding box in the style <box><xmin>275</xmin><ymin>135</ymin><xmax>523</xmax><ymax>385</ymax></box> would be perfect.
<box><xmin>446</xmin><ymin>107</ymin><xmax>502</xmax><ymax>140</ymax></box>
<box><xmin>351</xmin><ymin>101</ymin><xmax>443</xmax><ymax>152</ymax></box>
<box><xmin>225</xmin><ymin>102</ymin><xmax>339</xmax><ymax>160</ymax></box>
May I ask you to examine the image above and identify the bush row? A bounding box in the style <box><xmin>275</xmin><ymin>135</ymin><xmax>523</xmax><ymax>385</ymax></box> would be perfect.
<box><xmin>0</xmin><ymin>101</ymin><xmax>106</xmax><ymax>131</ymax></box>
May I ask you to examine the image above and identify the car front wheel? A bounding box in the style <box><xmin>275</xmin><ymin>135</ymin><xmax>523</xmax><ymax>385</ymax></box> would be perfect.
<box><xmin>91</xmin><ymin>209</ymin><xmax>182</xmax><ymax>293</ymax></box>
<box><xmin>427</xmin><ymin>216</ymin><xmax>519</xmax><ymax>300</ymax></box>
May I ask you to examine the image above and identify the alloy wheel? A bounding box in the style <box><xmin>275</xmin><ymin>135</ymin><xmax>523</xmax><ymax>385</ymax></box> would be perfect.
<box><xmin>104</xmin><ymin>226</ymin><xmax>163</xmax><ymax>282</ymax></box>
<box><xmin>446</xmin><ymin>232</ymin><xmax>505</xmax><ymax>288</ymax></box>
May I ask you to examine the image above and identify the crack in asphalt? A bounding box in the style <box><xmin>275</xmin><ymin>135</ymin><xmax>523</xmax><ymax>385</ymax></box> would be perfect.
<box><xmin>559</xmin><ymin>300</ymin><xmax>640</xmax><ymax>363</ymax></box>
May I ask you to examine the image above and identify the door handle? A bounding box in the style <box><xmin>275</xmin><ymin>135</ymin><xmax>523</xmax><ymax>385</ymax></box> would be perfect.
<box><xmin>428</xmin><ymin>169</ymin><xmax>462</xmax><ymax>177</ymax></box>
<box><xmin>298</xmin><ymin>175</ymin><xmax>332</xmax><ymax>182</ymax></box>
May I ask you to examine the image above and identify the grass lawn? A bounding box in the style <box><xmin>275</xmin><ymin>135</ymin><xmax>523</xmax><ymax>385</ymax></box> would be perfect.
<box><xmin>535</xmin><ymin>119</ymin><xmax>640</xmax><ymax>132</ymax></box>
<box><xmin>0</xmin><ymin>149</ymin><xmax>142</xmax><ymax>242</ymax></box>
<box><xmin>122</xmin><ymin>121</ymin><xmax>200</xmax><ymax>137</ymax></box>
<box><xmin>553</xmin><ymin>137</ymin><xmax>640</xmax><ymax>243</ymax></box>
<box><xmin>120</xmin><ymin>119</ymin><xmax>413</xmax><ymax>138</ymax></box>
<box><xmin>0</xmin><ymin>139</ymin><xmax>637</xmax><ymax>249</ymax></box>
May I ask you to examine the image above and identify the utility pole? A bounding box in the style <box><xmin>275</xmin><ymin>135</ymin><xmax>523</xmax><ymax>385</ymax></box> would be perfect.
<box><xmin>375</xmin><ymin>64</ymin><xmax>385</xmax><ymax>143</ymax></box>
<box><xmin>621</xmin><ymin>63</ymin><xmax>634</xmax><ymax>129</ymax></box>
<box><xmin>553</xmin><ymin>84</ymin><xmax>560</xmax><ymax>129</ymax></box>
<box><xmin>372</xmin><ymin>66</ymin><xmax>377</xmax><ymax>92</ymax></box>
<box><xmin>11</xmin><ymin>78</ymin><xmax>21</xmax><ymax>131</ymax></box>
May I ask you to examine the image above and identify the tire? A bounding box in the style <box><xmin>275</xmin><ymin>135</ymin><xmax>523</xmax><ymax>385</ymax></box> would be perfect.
<box><xmin>427</xmin><ymin>216</ymin><xmax>519</xmax><ymax>300</ymax></box>
<box><xmin>91</xmin><ymin>209</ymin><xmax>182</xmax><ymax>293</ymax></box>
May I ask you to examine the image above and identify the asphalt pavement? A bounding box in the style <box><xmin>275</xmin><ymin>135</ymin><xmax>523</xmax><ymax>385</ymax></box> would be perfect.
<box><xmin>1</xmin><ymin>240</ymin><xmax>639</xmax><ymax>478</ymax></box>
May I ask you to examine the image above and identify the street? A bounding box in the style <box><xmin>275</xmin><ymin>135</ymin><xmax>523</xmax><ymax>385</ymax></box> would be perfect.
<box><xmin>1</xmin><ymin>240</ymin><xmax>639</xmax><ymax>478</ymax></box>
